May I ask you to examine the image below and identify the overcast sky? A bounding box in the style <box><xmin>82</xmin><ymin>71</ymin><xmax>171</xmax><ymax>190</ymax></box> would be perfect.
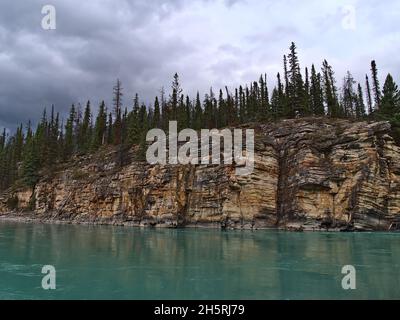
<box><xmin>0</xmin><ymin>0</ymin><xmax>399</xmax><ymax>130</ymax></box>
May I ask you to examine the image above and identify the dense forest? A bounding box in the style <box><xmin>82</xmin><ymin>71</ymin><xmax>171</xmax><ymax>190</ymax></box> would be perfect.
<box><xmin>0</xmin><ymin>42</ymin><xmax>399</xmax><ymax>193</ymax></box>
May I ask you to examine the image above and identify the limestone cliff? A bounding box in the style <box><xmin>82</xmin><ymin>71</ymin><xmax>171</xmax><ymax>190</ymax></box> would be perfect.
<box><xmin>1</xmin><ymin>118</ymin><xmax>400</xmax><ymax>231</ymax></box>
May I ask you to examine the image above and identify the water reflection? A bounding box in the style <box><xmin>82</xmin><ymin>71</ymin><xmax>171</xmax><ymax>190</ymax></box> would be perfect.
<box><xmin>1</xmin><ymin>221</ymin><xmax>400</xmax><ymax>299</ymax></box>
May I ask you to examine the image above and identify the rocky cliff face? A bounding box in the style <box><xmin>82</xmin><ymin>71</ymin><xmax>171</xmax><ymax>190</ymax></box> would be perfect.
<box><xmin>1</xmin><ymin>118</ymin><xmax>400</xmax><ymax>231</ymax></box>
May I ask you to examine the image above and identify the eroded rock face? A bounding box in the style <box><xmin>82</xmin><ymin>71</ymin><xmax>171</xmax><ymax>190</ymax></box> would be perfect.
<box><xmin>1</xmin><ymin>118</ymin><xmax>400</xmax><ymax>231</ymax></box>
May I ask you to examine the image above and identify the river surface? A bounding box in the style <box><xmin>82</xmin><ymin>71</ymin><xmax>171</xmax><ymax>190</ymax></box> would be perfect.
<box><xmin>1</xmin><ymin>220</ymin><xmax>400</xmax><ymax>300</ymax></box>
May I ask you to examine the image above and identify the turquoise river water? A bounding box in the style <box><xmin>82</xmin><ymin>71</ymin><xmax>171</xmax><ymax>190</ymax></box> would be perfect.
<box><xmin>1</xmin><ymin>220</ymin><xmax>400</xmax><ymax>300</ymax></box>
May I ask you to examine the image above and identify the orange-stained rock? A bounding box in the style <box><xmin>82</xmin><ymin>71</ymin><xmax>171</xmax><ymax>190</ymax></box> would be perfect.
<box><xmin>1</xmin><ymin>118</ymin><xmax>400</xmax><ymax>231</ymax></box>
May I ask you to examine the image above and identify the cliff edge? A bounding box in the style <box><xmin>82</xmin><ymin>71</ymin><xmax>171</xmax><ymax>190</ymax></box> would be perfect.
<box><xmin>1</xmin><ymin>118</ymin><xmax>400</xmax><ymax>231</ymax></box>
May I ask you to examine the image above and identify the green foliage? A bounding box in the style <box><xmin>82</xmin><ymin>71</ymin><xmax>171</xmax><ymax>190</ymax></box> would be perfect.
<box><xmin>380</xmin><ymin>74</ymin><xmax>400</xmax><ymax>117</ymax></box>
<box><xmin>0</xmin><ymin>43</ymin><xmax>399</xmax><ymax>194</ymax></box>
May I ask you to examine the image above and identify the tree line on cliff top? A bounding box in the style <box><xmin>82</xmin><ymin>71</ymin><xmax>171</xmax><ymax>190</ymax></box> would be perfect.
<box><xmin>0</xmin><ymin>42</ymin><xmax>400</xmax><ymax>192</ymax></box>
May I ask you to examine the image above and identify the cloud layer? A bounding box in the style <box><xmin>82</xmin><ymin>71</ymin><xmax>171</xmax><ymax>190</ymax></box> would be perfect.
<box><xmin>0</xmin><ymin>0</ymin><xmax>399</xmax><ymax>130</ymax></box>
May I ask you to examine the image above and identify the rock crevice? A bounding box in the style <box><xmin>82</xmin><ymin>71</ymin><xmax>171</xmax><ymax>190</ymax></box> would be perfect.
<box><xmin>1</xmin><ymin>118</ymin><xmax>400</xmax><ymax>231</ymax></box>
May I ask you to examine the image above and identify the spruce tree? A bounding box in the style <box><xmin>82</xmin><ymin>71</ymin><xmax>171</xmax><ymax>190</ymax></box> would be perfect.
<box><xmin>91</xmin><ymin>101</ymin><xmax>107</xmax><ymax>150</ymax></box>
<box><xmin>365</xmin><ymin>75</ymin><xmax>373</xmax><ymax>115</ymax></box>
<box><xmin>371</xmin><ymin>60</ymin><xmax>381</xmax><ymax>111</ymax></box>
<box><xmin>112</xmin><ymin>79</ymin><xmax>123</xmax><ymax>145</ymax></box>
<box><xmin>380</xmin><ymin>74</ymin><xmax>400</xmax><ymax>117</ymax></box>
<box><xmin>128</xmin><ymin>94</ymin><xmax>141</xmax><ymax>145</ymax></box>
<box><xmin>322</xmin><ymin>60</ymin><xmax>340</xmax><ymax>117</ymax></box>
<box><xmin>64</xmin><ymin>104</ymin><xmax>76</xmax><ymax>159</ymax></box>
<box><xmin>79</xmin><ymin>100</ymin><xmax>92</xmax><ymax>153</ymax></box>
<box><xmin>107</xmin><ymin>112</ymin><xmax>113</xmax><ymax>145</ymax></box>
<box><xmin>341</xmin><ymin>71</ymin><xmax>356</xmax><ymax>118</ymax></box>
<box><xmin>355</xmin><ymin>83</ymin><xmax>366</xmax><ymax>119</ymax></box>
<box><xmin>0</xmin><ymin>128</ymin><xmax>6</xmax><ymax>152</ymax></box>
<box><xmin>22</xmin><ymin>132</ymin><xmax>39</xmax><ymax>188</ymax></box>
<box><xmin>193</xmin><ymin>92</ymin><xmax>203</xmax><ymax>131</ymax></box>
<box><xmin>170</xmin><ymin>73</ymin><xmax>182</xmax><ymax>121</ymax></box>
<box><xmin>287</xmin><ymin>42</ymin><xmax>305</xmax><ymax>117</ymax></box>
<box><xmin>153</xmin><ymin>96</ymin><xmax>161</xmax><ymax>128</ymax></box>
<box><xmin>310</xmin><ymin>65</ymin><xmax>324</xmax><ymax>115</ymax></box>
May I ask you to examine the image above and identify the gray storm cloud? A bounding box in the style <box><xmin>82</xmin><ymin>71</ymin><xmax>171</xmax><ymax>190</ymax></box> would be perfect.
<box><xmin>0</xmin><ymin>0</ymin><xmax>399</xmax><ymax>130</ymax></box>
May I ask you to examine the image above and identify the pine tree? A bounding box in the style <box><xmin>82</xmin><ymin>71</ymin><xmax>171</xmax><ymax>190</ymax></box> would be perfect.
<box><xmin>341</xmin><ymin>71</ymin><xmax>357</xmax><ymax>118</ymax></box>
<box><xmin>225</xmin><ymin>86</ymin><xmax>237</xmax><ymax>125</ymax></box>
<box><xmin>365</xmin><ymin>75</ymin><xmax>373</xmax><ymax>115</ymax></box>
<box><xmin>203</xmin><ymin>93</ymin><xmax>212</xmax><ymax>129</ymax></box>
<box><xmin>283</xmin><ymin>55</ymin><xmax>289</xmax><ymax>92</ymax></box>
<box><xmin>177</xmin><ymin>94</ymin><xmax>188</xmax><ymax>130</ymax></box>
<box><xmin>170</xmin><ymin>73</ymin><xmax>182</xmax><ymax>121</ymax></box>
<box><xmin>78</xmin><ymin>100</ymin><xmax>92</xmax><ymax>153</ymax></box>
<box><xmin>218</xmin><ymin>89</ymin><xmax>227</xmax><ymax>128</ymax></box>
<box><xmin>153</xmin><ymin>96</ymin><xmax>161</xmax><ymax>128</ymax></box>
<box><xmin>48</xmin><ymin>107</ymin><xmax>60</xmax><ymax>165</ymax></box>
<box><xmin>371</xmin><ymin>60</ymin><xmax>381</xmax><ymax>111</ymax></box>
<box><xmin>128</xmin><ymin>94</ymin><xmax>141</xmax><ymax>145</ymax></box>
<box><xmin>107</xmin><ymin>112</ymin><xmax>113</xmax><ymax>145</ymax></box>
<box><xmin>36</xmin><ymin>109</ymin><xmax>49</xmax><ymax>164</ymax></box>
<box><xmin>113</xmin><ymin>79</ymin><xmax>123</xmax><ymax>145</ymax></box>
<box><xmin>64</xmin><ymin>104</ymin><xmax>76</xmax><ymax>159</ymax></box>
<box><xmin>322</xmin><ymin>60</ymin><xmax>340</xmax><ymax>117</ymax></box>
<box><xmin>193</xmin><ymin>92</ymin><xmax>203</xmax><ymax>131</ymax></box>
<box><xmin>380</xmin><ymin>74</ymin><xmax>400</xmax><ymax>117</ymax></box>
<box><xmin>91</xmin><ymin>101</ymin><xmax>107</xmax><ymax>150</ymax></box>
<box><xmin>185</xmin><ymin>95</ymin><xmax>192</xmax><ymax>128</ymax></box>
<box><xmin>271</xmin><ymin>73</ymin><xmax>286</xmax><ymax>119</ymax></box>
<box><xmin>160</xmin><ymin>87</ymin><xmax>169</xmax><ymax>130</ymax></box>
<box><xmin>310</xmin><ymin>64</ymin><xmax>324</xmax><ymax>115</ymax></box>
<box><xmin>238</xmin><ymin>86</ymin><xmax>245</xmax><ymax>123</ymax></box>
<box><xmin>22</xmin><ymin>131</ymin><xmax>39</xmax><ymax>188</ymax></box>
<box><xmin>0</xmin><ymin>128</ymin><xmax>5</xmax><ymax>152</ymax></box>
<box><xmin>355</xmin><ymin>83</ymin><xmax>366</xmax><ymax>119</ymax></box>
<box><xmin>287</xmin><ymin>42</ymin><xmax>305</xmax><ymax>117</ymax></box>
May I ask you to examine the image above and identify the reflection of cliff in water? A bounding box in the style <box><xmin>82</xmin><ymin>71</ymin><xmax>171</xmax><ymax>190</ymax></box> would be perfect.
<box><xmin>2</xmin><ymin>221</ymin><xmax>400</xmax><ymax>299</ymax></box>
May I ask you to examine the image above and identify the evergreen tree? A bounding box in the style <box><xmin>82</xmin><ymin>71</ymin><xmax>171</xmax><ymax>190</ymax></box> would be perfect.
<box><xmin>169</xmin><ymin>73</ymin><xmax>182</xmax><ymax>121</ymax></box>
<box><xmin>113</xmin><ymin>79</ymin><xmax>123</xmax><ymax>145</ymax></box>
<box><xmin>193</xmin><ymin>92</ymin><xmax>203</xmax><ymax>131</ymax></box>
<box><xmin>185</xmin><ymin>95</ymin><xmax>192</xmax><ymax>128</ymax></box>
<box><xmin>128</xmin><ymin>94</ymin><xmax>141</xmax><ymax>145</ymax></box>
<box><xmin>371</xmin><ymin>60</ymin><xmax>381</xmax><ymax>111</ymax></box>
<box><xmin>287</xmin><ymin>42</ymin><xmax>305</xmax><ymax>117</ymax></box>
<box><xmin>218</xmin><ymin>89</ymin><xmax>227</xmax><ymax>127</ymax></box>
<box><xmin>238</xmin><ymin>86</ymin><xmax>245</xmax><ymax>123</ymax></box>
<box><xmin>365</xmin><ymin>75</ymin><xmax>374</xmax><ymax>115</ymax></box>
<box><xmin>271</xmin><ymin>73</ymin><xmax>286</xmax><ymax>119</ymax></box>
<box><xmin>22</xmin><ymin>131</ymin><xmax>39</xmax><ymax>188</ymax></box>
<box><xmin>283</xmin><ymin>55</ymin><xmax>289</xmax><ymax>92</ymax></box>
<box><xmin>0</xmin><ymin>128</ymin><xmax>6</xmax><ymax>152</ymax></box>
<box><xmin>153</xmin><ymin>96</ymin><xmax>161</xmax><ymax>128</ymax></box>
<box><xmin>380</xmin><ymin>74</ymin><xmax>400</xmax><ymax>117</ymax></box>
<box><xmin>310</xmin><ymin>64</ymin><xmax>324</xmax><ymax>115</ymax></box>
<box><xmin>355</xmin><ymin>83</ymin><xmax>366</xmax><ymax>119</ymax></box>
<box><xmin>160</xmin><ymin>87</ymin><xmax>169</xmax><ymax>130</ymax></box>
<box><xmin>107</xmin><ymin>112</ymin><xmax>113</xmax><ymax>145</ymax></box>
<box><xmin>46</xmin><ymin>105</ymin><xmax>58</xmax><ymax>164</ymax></box>
<box><xmin>322</xmin><ymin>60</ymin><xmax>340</xmax><ymax>117</ymax></box>
<box><xmin>341</xmin><ymin>71</ymin><xmax>357</xmax><ymax>118</ymax></box>
<box><xmin>64</xmin><ymin>104</ymin><xmax>76</xmax><ymax>160</ymax></box>
<box><xmin>177</xmin><ymin>94</ymin><xmax>188</xmax><ymax>130</ymax></box>
<box><xmin>91</xmin><ymin>101</ymin><xmax>107</xmax><ymax>150</ymax></box>
<box><xmin>78</xmin><ymin>100</ymin><xmax>92</xmax><ymax>153</ymax></box>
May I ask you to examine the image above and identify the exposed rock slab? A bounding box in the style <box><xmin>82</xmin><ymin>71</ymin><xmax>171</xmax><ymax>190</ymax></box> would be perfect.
<box><xmin>1</xmin><ymin>118</ymin><xmax>400</xmax><ymax>231</ymax></box>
